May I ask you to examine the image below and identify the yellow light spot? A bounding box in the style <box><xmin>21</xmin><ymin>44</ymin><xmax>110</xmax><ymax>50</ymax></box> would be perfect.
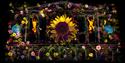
<box><xmin>18</xmin><ymin>38</ymin><xmax>22</xmax><ymax>42</ymax></box>
<box><xmin>7</xmin><ymin>41</ymin><xmax>9</xmax><ymax>44</ymax></box>
<box><xmin>46</xmin><ymin>52</ymin><xmax>50</xmax><ymax>56</ymax></box>
<box><xmin>40</xmin><ymin>9</ymin><xmax>45</xmax><ymax>17</ymax></box>
<box><xmin>88</xmin><ymin>53</ymin><xmax>93</xmax><ymax>57</ymax></box>
<box><xmin>25</xmin><ymin>20</ymin><xmax>28</xmax><ymax>24</ymax></box>
<box><xmin>36</xmin><ymin>56</ymin><xmax>40</xmax><ymax>60</ymax></box>
<box><xmin>60</xmin><ymin>16</ymin><xmax>65</xmax><ymax>22</ymax></box>
<box><xmin>53</xmin><ymin>20</ymin><xmax>59</xmax><ymax>25</ymax></box>
<box><xmin>109</xmin><ymin>35</ymin><xmax>113</xmax><ymax>40</ymax></box>
<box><xmin>13</xmin><ymin>40</ymin><xmax>18</xmax><ymax>42</ymax></box>
<box><xmin>110</xmin><ymin>19</ymin><xmax>113</xmax><ymax>22</ymax></box>
<box><xmin>22</xmin><ymin>17</ymin><xmax>28</xmax><ymax>24</ymax></box>
<box><xmin>55</xmin><ymin>18</ymin><xmax>59</xmax><ymax>22</ymax></box>
<box><xmin>65</xmin><ymin>17</ymin><xmax>71</xmax><ymax>23</ymax></box>
<box><xmin>24</xmin><ymin>4</ymin><xmax>27</xmax><ymax>7</ymax></box>
<box><xmin>85</xmin><ymin>4</ymin><xmax>88</xmax><ymax>8</ymax></box>
<box><xmin>25</xmin><ymin>46</ymin><xmax>28</xmax><ymax>49</ymax></box>
<box><xmin>51</xmin><ymin>30</ymin><xmax>56</xmax><ymax>33</ymax></box>
<box><xmin>53</xmin><ymin>52</ymin><xmax>59</xmax><ymax>57</ymax></box>
<box><xmin>8</xmin><ymin>51</ymin><xmax>13</xmax><ymax>56</ymax></box>
<box><xmin>23</xmin><ymin>17</ymin><xmax>27</xmax><ymax>20</ymax></box>
<box><xmin>50</xmin><ymin>24</ymin><xmax>55</xmax><ymax>28</ymax></box>
<box><xmin>9</xmin><ymin>2</ymin><xmax>12</xmax><ymax>7</ymax></box>
<box><xmin>104</xmin><ymin>20</ymin><xmax>107</xmax><ymax>25</ymax></box>
<box><xmin>32</xmin><ymin>18</ymin><xmax>37</xmax><ymax>33</ymax></box>
<box><xmin>88</xmin><ymin>19</ymin><xmax>94</xmax><ymax>31</ymax></box>
<box><xmin>12</xmin><ymin>33</ymin><xmax>16</xmax><ymax>37</ymax></box>
<box><xmin>104</xmin><ymin>39</ymin><xmax>108</xmax><ymax>43</ymax></box>
<box><xmin>37</xmin><ymin>3</ymin><xmax>41</xmax><ymax>7</ymax></box>
<box><xmin>68</xmin><ymin>22</ymin><xmax>74</xmax><ymax>27</ymax></box>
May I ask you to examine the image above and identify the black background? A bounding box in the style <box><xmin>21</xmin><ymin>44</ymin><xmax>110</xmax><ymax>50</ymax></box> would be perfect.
<box><xmin>0</xmin><ymin>0</ymin><xmax>124</xmax><ymax>62</ymax></box>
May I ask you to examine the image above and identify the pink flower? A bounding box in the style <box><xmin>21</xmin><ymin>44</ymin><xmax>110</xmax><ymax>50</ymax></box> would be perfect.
<box><xmin>8</xmin><ymin>30</ymin><xmax>13</xmax><ymax>34</ymax></box>
<box><xmin>31</xmin><ymin>51</ymin><xmax>36</xmax><ymax>56</ymax></box>
<box><xmin>96</xmin><ymin>45</ymin><xmax>101</xmax><ymax>51</ymax></box>
<box><xmin>20</xmin><ymin>42</ymin><xmax>26</xmax><ymax>46</ymax></box>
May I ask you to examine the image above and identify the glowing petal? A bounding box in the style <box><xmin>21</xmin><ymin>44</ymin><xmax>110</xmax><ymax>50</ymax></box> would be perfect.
<box><xmin>36</xmin><ymin>56</ymin><xmax>40</xmax><ymax>60</ymax></box>
<box><xmin>21</xmin><ymin>20</ymin><xmax>25</xmax><ymax>24</ymax></box>
<box><xmin>25</xmin><ymin>20</ymin><xmax>28</xmax><ymax>24</ymax></box>
<box><xmin>8</xmin><ymin>51</ymin><xmax>13</xmax><ymax>56</ymax></box>
<box><xmin>104</xmin><ymin>20</ymin><xmax>107</xmax><ymax>25</ymax></box>
<box><xmin>40</xmin><ymin>9</ymin><xmax>45</xmax><ymax>17</ymax></box>
<box><xmin>89</xmin><ymin>53</ymin><xmax>93</xmax><ymax>57</ymax></box>
<box><xmin>46</xmin><ymin>52</ymin><xmax>50</xmax><ymax>56</ymax></box>
<box><xmin>53</xmin><ymin>20</ymin><xmax>59</xmax><ymax>25</ymax></box>
<box><xmin>55</xmin><ymin>18</ymin><xmax>59</xmax><ymax>22</ymax></box>
<box><xmin>50</xmin><ymin>24</ymin><xmax>55</xmax><ymax>28</ymax></box>
<box><xmin>32</xmin><ymin>18</ymin><xmax>37</xmax><ymax>33</ymax></box>
<box><xmin>60</xmin><ymin>15</ymin><xmax>65</xmax><ymax>22</ymax></box>
<box><xmin>37</xmin><ymin>3</ymin><xmax>41</xmax><ymax>7</ymax></box>
<box><xmin>65</xmin><ymin>17</ymin><xmax>72</xmax><ymax>23</ymax></box>
<box><xmin>12</xmin><ymin>33</ymin><xmax>16</xmax><ymax>37</ymax></box>
<box><xmin>51</xmin><ymin>30</ymin><xmax>56</xmax><ymax>33</ymax></box>
<box><xmin>23</xmin><ymin>17</ymin><xmax>26</xmax><ymax>20</ymax></box>
<box><xmin>68</xmin><ymin>22</ymin><xmax>74</xmax><ymax>27</ymax></box>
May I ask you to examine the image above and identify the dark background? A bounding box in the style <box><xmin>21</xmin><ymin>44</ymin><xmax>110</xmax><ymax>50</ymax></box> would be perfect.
<box><xmin>0</xmin><ymin>0</ymin><xmax>124</xmax><ymax>62</ymax></box>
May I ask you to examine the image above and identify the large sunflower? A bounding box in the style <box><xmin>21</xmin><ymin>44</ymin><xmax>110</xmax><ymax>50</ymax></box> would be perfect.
<box><xmin>47</xmin><ymin>15</ymin><xmax>78</xmax><ymax>43</ymax></box>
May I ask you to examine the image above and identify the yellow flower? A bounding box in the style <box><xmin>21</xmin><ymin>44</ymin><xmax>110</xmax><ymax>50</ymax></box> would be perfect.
<box><xmin>21</xmin><ymin>20</ymin><xmax>25</xmax><ymax>24</ymax></box>
<box><xmin>88</xmin><ymin>53</ymin><xmax>93</xmax><ymax>57</ymax></box>
<box><xmin>46</xmin><ymin>52</ymin><xmax>50</xmax><ymax>56</ymax></box>
<box><xmin>47</xmin><ymin>15</ymin><xmax>78</xmax><ymax>42</ymax></box>
<box><xmin>12</xmin><ymin>33</ymin><xmax>16</xmax><ymax>37</ymax></box>
<box><xmin>104</xmin><ymin>39</ymin><xmax>108</xmax><ymax>43</ymax></box>
<box><xmin>8</xmin><ymin>51</ymin><xmax>13</xmax><ymax>56</ymax></box>
<box><xmin>21</xmin><ymin>17</ymin><xmax>28</xmax><ymax>24</ymax></box>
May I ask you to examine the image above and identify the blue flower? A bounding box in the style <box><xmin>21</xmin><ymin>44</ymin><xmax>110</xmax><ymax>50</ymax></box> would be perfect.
<box><xmin>104</xmin><ymin>25</ymin><xmax>113</xmax><ymax>34</ymax></box>
<box><xmin>12</xmin><ymin>24</ymin><xmax>21</xmax><ymax>33</ymax></box>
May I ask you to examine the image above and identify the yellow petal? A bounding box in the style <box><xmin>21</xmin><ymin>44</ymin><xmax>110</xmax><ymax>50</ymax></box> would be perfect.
<box><xmin>55</xmin><ymin>17</ymin><xmax>59</xmax><ymax>22</ymax></box>
<box><xmin>68</xmin><ymin>22</ymin><xmax>74</xmax><ymax>27</ymax></box>
<box><xmin>25</xmin><ymin>20</ymin><xmax>28</xmax><ymax>24</ymax></box>
<box><xmin>12</xmin><ymin>33</ymin><xmax>16</xmax><ymax>37</ymax></box>
<box><xmin>53</xmin><ymin>20</ymin><xmax>58</xmax><ymax>25</ymax></box>
<box><xmin>65</xmin><ymin>17</ymin><xmax>72</xmax><ymax>23</ymax></box>
<box><xmin>104</xmin><ymin>20</ymin><xmax>106</xmax><ymax>25</ymax></box>
<box><xmin>37</xmin><ymin>3</ymin><xmax>41</xmax><ymax>7</ymax></box>
<box><xmin>56</xmin><ymin>16</ymin><xmax>60</xmax><ymax>19</ymax></box>
<box><xmin>59</xmin><ymin>16</ymin><xmax>63</xmax><ymax>22</ymax></box>
<box><xmin>51</xmin><ymin>30</ymin><xmax>56</xmax><ymax>33</ymax></box>
<box><xmin>23</xmin><ymin>17</ymin><xmax>27</xmax><ymax>20</ymax></box>
<box><xmin>8</xmin><ymin>51</ymin><xmax>13</xmax><ymax>56</ymax></box>
<box><xmin>21</xmin><ymin>20</ymin><xmax>25</xmax><ymax>24</ymax></box>
<box><xmin>50</xmin><ymin>24</ymin><xmax>55</xmax><ymax>28</ymax></box>
<box><xmin>61</xmin><ymin>15</ymin><xmax>66</xmax><ymax>22</ymax></box>
<box><xmin>36</xmin><ymin>56</ymin><xmax>40</xmax><ymax>60</ymax></box>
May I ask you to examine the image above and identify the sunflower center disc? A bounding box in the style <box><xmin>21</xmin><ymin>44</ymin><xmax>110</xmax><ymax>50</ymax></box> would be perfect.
<box><xmin>55</xmin><ymin>22</ymin><xmax>69</xmax><ymax>35</ymax></box>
